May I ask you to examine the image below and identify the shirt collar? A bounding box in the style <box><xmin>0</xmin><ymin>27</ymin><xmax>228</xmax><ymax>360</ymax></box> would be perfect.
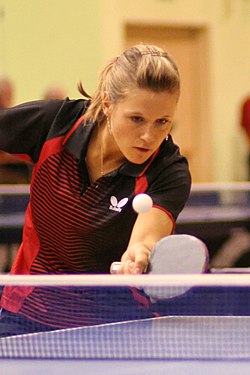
<box><xmin>64</xmin><ymin>120</ymin><xmax>162</xmax><ymax>178</ymax></box>
<box><xmin>119</xmin><ymin>149</ymin><xmax>160</xmax><ymax>177</ymax></box>
<box><xmin>64</xmin><ymin>120</ymin><xmax>94</xmax><ymax>160</ymax></box>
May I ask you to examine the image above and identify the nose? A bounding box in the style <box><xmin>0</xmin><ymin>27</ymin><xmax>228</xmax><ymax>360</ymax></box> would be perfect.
<box><xmin>139</xmin><ymin>123</ymin><xmax>155</xmax><ymax>143</ymax></box>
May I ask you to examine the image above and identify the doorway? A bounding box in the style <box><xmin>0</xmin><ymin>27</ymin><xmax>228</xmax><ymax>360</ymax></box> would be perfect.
<box><xmin>125</xmin><ymin>24</ymin><xmax>211</xmax><ymax>182</ymax></box>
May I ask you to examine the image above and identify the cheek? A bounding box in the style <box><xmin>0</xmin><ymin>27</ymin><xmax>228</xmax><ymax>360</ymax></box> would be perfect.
<box><xmin>155</xmin><ymin>126</ymin><xmax>171</xmax><ymax>141</ymax></box>
<box><xmin>112</xmin><ymin>118</ymin><xmax>133</xmax><ymax>140</ymax></box>
<box><xmin>162</xmin><ymin>124</ymin><xmax>172</xmax><ymax>139</ymax></box>
<box><xmin>114</xmin><ymin>127</ymin><xmax>133</xmax><ymax>148</ymax></box>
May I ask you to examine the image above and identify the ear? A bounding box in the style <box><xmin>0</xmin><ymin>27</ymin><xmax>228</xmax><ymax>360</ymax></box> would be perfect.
<box><xmin>102</xmin><ymin>91</ymin><xmax>112</xmax><ymax>117</ymax></box>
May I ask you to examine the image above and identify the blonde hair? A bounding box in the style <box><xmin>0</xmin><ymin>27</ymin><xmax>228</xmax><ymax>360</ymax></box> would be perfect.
<box><xmin>79</xmin><ymin>44</ymin><xmax>180</xmax><ymax>124</ymax></box>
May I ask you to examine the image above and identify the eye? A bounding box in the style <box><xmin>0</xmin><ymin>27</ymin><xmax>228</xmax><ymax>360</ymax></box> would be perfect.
<box><xmin>130</xmin><ymin>116</ymin><xmax>144</xmax><ymax>123</ymax></box>
<box><xmin>155</xmin><ymin>118</ymin><xmax>170</xmax><ymax>126</ymax></box>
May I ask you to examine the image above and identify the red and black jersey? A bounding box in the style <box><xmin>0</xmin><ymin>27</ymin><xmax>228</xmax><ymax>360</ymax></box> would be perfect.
<box><xmin>0</xmin><ymin>98</ymin><xmax>191</xmax><ymax>327</ymax></box>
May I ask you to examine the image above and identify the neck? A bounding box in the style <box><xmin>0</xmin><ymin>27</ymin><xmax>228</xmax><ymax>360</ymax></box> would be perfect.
<box><xmin>98</xmin><ymin>122</ymin><xmax>125</xmax><ymax>175</ymax></box>
<box><xmin>86</xmin><ymin>122</ymin><xmax>125</xmax><ymax>182</ymax></box>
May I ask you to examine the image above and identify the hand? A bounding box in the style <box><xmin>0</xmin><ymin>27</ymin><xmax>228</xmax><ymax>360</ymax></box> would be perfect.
<box><xmin>110</xmin><ymin>243</ymin><xmax>152</xmax><ymax>275</ymax></box>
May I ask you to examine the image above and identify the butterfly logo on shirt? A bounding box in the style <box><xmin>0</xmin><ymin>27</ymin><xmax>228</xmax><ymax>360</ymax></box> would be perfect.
<box><xmin>109</xmin><ymin>196</ymin><xmax>129</xmax><ymax>212</ymax></box>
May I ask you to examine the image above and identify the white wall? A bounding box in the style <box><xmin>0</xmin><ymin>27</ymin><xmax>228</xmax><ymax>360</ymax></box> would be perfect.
<box><xmin>0</xmin><ymin>0</ymin><xmax>102</xmax><ymax>101</ymax></box>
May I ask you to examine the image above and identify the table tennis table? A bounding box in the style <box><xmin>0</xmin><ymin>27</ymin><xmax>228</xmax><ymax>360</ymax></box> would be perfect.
<box><xmin>176</xmin><ymin>183</ymin><xmax>250</xmax><ymax>267</ymax></box>
<box><xmin>1</xmin><ymin>182</ymin><xmax>250</xmax><ymax>240</ymax></box>
<box><xmin>1</xmin><ymin>183</ymin><xmax>250</xmax><ymax>268</ymax></box>
<box><xmin>1</xmin><ymin>315</ymin><xmax>250</xmax><ymax>374</ymax></box>
<box><xmin>176</xmin><ymin>183</ymin><xmax>250</xmax><ymax>239</ymax></box>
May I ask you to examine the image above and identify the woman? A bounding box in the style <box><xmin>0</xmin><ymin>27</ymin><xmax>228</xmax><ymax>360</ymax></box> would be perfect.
<box><xmin>0</xmin><ymin>44</ymin><xmax>191</xmax><ymax>336</ymax></box>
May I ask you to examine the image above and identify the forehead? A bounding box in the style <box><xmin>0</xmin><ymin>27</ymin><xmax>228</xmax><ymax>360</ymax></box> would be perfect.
<box><xmin>113</xmin><ymin>88</ymin><xmax>178</xmax><ymax>116</ymax></box>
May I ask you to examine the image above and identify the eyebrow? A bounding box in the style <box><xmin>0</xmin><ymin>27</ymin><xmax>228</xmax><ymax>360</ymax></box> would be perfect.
<box><xmin>126</xmin><ymin>111</ymin><xmax>171</xmax><ymax>118</ymax></box>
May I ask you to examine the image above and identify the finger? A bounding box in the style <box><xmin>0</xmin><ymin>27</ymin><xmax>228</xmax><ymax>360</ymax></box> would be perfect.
<box><xmin>110</xmin><ymin>260</ymin><xmax>133</xmax><ymax>274</ymax></box>
<box><xmin>133</xmin><ymin>252</ymin><xmax>150</xmax><ymax>274</ymax></box>
<box><xmin>123</xmin><ymin>260</ymin><xmax>134</xmax><ymax>274</ymax></box>
<box><xmin>110</xmin><ymin>262</ymin><xmax>124</xmax><ymax>274</ymax></box>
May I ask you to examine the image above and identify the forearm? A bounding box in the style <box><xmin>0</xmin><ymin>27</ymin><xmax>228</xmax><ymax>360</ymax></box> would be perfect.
<box><xmin>113</xmin><ymin>207</ymin><xmax>174</xmax><ymax>274</ymax></box>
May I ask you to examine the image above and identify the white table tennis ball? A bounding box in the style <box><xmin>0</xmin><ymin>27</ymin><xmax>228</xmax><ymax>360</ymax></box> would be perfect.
<box><xmin>132</xmin><ymin>194</ymin><xmax>153</xmax><ymax>213</ymax></box>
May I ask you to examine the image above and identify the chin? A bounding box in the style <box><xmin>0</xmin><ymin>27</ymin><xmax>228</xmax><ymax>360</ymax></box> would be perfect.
<box><xmin>127</xmin><ymin>155</ymin><xmax>151</xmax><ymax>165</ymax></box>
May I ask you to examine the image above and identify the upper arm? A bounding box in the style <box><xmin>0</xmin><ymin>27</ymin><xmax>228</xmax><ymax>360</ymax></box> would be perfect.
<box><xmin>126</xmin><ymin>147</ymin><xmax>191</xmax><ymax>252</ymax></box>
<box><xmin>0</xmin><ymin>100</ymin><xmax>64</xmax><ymax>158</ymax></box>
<box><xmin>147</xmin><ymin>156</ymin><xmax>191</xmax><ymax>222</ymax></box>
<box><xmin>0</xmin><ymin>98</ymin><xmax>86</xmax><ymax>162</ymax></box>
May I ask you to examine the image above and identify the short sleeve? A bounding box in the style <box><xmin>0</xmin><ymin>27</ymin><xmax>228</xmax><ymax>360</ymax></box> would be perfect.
<box><xmin>0</xmin><ymin>98</ymin><xmax>86</xmax><ymax>162</ymax></box>
<box><xmin>147</xmin><ymin>141</ymin><xmax>191</xmax><ymax>221</ymax></box>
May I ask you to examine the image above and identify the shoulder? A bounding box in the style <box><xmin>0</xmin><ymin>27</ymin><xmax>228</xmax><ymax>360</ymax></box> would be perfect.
<box><xmin>43</xmin><ymin>98</ymin><xmax>90</xmax><ymax>135</ymax></box>
<box><xmin>147</xmin><ymin>135</ymin><xmax>191</xmax><ymax>195</ymax></box>
<box><xmin>46</xmin><ymin>97</ymin><xmax>89</xmax><ymax>121</ymax></box>
<box><xmin>154</xmin><ymin>135</ymin><xmax>190</xmax><ymax>174</ymax></box>
<box><xmin>2</xmin><ymin>97</ymin><xmax>88</xmax><ymax>126</ymax></box>
<box><xmin>146</xmin><ymin>136</ymin><xmax>191</xmax><ymax>220</ymax></box>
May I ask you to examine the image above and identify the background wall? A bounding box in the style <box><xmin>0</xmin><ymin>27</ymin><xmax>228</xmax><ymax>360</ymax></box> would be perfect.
<box><xmin>0</xmin><ymin>0</ymin><xmax>250</xmax><ymax>182</ymax></box>
<box><xmin>0</xmin><ymin>0</ymin><xmax>102</xmax><ymax>100</ymax></box>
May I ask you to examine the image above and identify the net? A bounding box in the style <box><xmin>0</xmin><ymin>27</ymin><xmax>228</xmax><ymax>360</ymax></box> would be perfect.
<box><xmin>0</xmin><ymin>274</ymin><xmax>250</xmax><ymax>360</ymax></box>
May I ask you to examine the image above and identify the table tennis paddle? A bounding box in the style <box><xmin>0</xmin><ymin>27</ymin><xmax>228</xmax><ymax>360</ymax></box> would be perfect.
<box><xmin>111</xmin><ymin>234</ymin><xmax>209</xmax><ymax>300</ymax></box>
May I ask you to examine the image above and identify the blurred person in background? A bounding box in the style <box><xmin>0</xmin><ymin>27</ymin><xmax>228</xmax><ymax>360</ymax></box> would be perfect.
<box><xmin>0</xmin><ymin>76</ymin><xmax>13</xmax><ymax>108</ymax></box>
<box><xmin>0</xmin><ymin>75</ymin><xmax>31</xmax><ymax>184</ymax></box>
<box><xmin>43</xmin><ymin>84</ymin><xmax>66</xmax><ymax>100</ymax></box>
<box><xmin>240</xmin><ymin>94</ymin><xmax>250</xmax><ymax>180</ymax></box>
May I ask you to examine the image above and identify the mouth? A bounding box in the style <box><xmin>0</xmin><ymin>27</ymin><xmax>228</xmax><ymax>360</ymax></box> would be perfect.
<box><xmin>133</xmin><ymin>147</ymin><xmax>151</xmax><ymax>153</ymax></box>
<box><xmin>128</xmin><ymin>147</ymin><xmax>153</xmax><ymax>164</ymax></box>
